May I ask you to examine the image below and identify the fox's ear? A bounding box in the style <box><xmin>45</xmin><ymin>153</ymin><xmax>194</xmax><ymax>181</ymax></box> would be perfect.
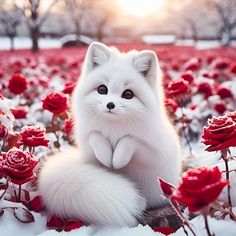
<box><xmin>84</xmin><ymin>42</ymin><xmax>110</xmax><ymax>73</ymax></box>
<box><xmin>133</xmin><ymin>50</ymin><xmax>159</xmax><ymax>84</ymax></box>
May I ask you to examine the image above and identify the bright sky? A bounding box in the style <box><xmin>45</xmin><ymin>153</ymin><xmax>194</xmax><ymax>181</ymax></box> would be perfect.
<box><xmin>116</xmin><ymin>0</ymin><xmax>166</xmax><ymax>17</ymax></box>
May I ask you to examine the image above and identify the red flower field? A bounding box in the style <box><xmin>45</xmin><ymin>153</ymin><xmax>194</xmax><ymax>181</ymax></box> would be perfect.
<box><xmin>0</xmin><ymin>43</ymin><xmax>236</xmax><ymax>235</ymax></box>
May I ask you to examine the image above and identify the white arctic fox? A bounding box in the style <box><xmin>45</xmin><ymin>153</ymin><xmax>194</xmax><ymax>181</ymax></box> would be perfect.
<box><xmin>39</xmin><ymin>42</ymin><xmax>182</xmax><ymax>227</ymax></box>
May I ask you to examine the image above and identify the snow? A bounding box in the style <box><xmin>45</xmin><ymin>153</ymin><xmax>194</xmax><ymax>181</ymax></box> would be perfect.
<box><xmin>175</xmin><ymin>215</ymin><xmax>236</xmax><ymax>236</ymax></box>
<box><xmin>1</xmin><ymin>36</ymin><xmax>236</xmax><ymax>50</ymax></box>
<box><xmin>142</xmin><ymin>35</ymin><xmax>176</xmax><ymax>45</ymax></box>
<box><xmin>0</xmin><ymin>37</ymin><xmax>61</xmax><ymax>50</ymax></box>
<box><xmin>38</xmin><ymin>225</ymin><xmax>160</xmax><ymax>236</ymax></box>
<box><xmin>0</xmin><ymin>200</ymin><xmax>47</xmax><ymax>236</ymax></box>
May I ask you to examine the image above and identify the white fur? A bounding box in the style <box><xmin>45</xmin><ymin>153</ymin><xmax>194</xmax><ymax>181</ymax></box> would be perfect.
<box><xmin>72</xmin><ymin>42</ymin><xmax>182</xmax><ymax>208</ymax></box>
<box><xmin>38</xmin><ymin>148</ymin><xmax>146</xmax><ymax>226</ymax></box>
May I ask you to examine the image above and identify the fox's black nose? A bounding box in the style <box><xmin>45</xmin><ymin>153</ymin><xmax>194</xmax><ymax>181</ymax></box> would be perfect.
<box><xmin>107</xmin><ymin>102</ymin><xmax>115</xmax><ymax>110</ymax></box>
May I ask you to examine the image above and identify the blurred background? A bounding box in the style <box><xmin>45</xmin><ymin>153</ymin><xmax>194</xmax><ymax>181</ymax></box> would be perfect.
<box><xmin>0</xmin><ymin>0</ymin><xmax>236</xmax><ymax>51</ymax></box>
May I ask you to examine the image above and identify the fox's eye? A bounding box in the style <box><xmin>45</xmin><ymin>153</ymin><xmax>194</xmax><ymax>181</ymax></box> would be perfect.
<box><xmin>122</xmin><ymin>89</ymin><xmax>134</xmax><ymax>99</ymax></box>
<box><xmin>97</xmin><ymin>85</ymin><xmax>108</xmax><ymax>95</ymax></box>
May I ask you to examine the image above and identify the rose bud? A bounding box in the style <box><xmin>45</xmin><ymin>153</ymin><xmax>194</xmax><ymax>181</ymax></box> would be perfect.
<box><xmin>159</xmin><ymin>178</ymin><xmax>175</xmax><ymax>197</ymax></box>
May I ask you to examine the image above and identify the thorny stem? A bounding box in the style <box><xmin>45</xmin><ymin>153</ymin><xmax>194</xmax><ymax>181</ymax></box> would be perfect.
<box><xmin>180</xmin><ymin>104</ymin><xmax>193</xmax><ymax>156</ymax></box>
<box><xmin>28</xmin><ymin>146</ymin><xmax>35</xmax><ymax>155</ymax></box>
<box><xmin>18</xmin><ymin>185</ymin><xmax>22</xmax><ymax>202</ymax></box>
<box><xmin>213</xmin><ymin>201</ymin><xmax>236</xmax><ymax>221</ymax></box>
<box><xmin>0</xmin><ymin>180</ymin><xmax>8</xmax><ymax>200</ymax></box>
<box><xmin>52</xmin><ymin>115</ymin><xmax>60</xmax><ymax>150</ymax></box>
<box><xmin>0</xmin><ymin>139</ymin><xmax>6</xmax><ymax>153</ymax></box>
<box><xmin>221</xmin><ymin>151</ymin><xmax>232</xmax><ymax>207</ymax></box>
<box><xmin>203</xmin><ymin>215</ymin><xmax>214</xmax><ymax>236</ymax></box>
<box><xmin>170</xmin><ymin>199</ymin><xmax>197</xmax><ymax>236</ymax></box>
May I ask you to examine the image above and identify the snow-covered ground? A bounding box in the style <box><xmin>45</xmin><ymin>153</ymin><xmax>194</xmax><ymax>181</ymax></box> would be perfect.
<box><xmin>0</xmin><ymin>37</ymin><xmax>61</xmax><ymax>50</ymax></box>
<box><xmin>1</xmin><ymin>36</ymin><xmax>236</xmax><ymax>51</ymax></box>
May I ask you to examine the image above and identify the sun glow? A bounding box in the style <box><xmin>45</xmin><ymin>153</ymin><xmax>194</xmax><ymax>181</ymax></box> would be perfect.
<box><xmin>116</xmin><ymin>0</ymin><xmax>165</xmax><ymax>17</ymax></box>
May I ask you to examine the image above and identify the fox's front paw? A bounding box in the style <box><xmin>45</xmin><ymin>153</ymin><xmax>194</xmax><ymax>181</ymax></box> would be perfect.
<box><xmin>112</xmin><ymin>136</ymin><xmax>136</xmax><ymax>169</ymax></box>
<box><xmin>89</xmin><ymin>132</ymin><xmax>112</xmax><ymax>168</ymax></box>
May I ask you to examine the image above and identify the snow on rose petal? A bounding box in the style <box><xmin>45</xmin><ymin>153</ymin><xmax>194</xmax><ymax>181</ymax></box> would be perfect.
<box><xmin>19</xmin><ymin>125</ymin><xmax>49</xmax><ymax>147</ymax></box>
<box><xmin>13</xmin><ymin>207</ymin><xmax>35</xmax><ymax>223</ymax></box>
<box><xmin>201</xmin><ymin>116</ymin><xmax>236</xmax><ymax>152</ymax></box>
<box><xmin>0</xmin><ymin>147</ymin><xmax>37</xmax><ymax>185</ymax></box>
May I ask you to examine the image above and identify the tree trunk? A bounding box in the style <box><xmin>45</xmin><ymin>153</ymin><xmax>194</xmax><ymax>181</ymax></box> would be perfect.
<box><xmin>9</xmin><ymin>36</ymin><xmax>15</xmax><ymax>51</ymax></box>
<box><xmin>31</xmin><ymin>27</ymin><xmax>39</xmax><ymax>52</ymax></box>
<box><xmin>221</xmin><ymin>28</ymin><xmax>232</xmax><ymax>46</ymax></box>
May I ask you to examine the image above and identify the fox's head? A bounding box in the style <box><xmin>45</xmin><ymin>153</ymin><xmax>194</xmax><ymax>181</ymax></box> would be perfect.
<box><xmin>73</xmin><ymin>42</ymin><xmax>163</xmax><ymax>127</ymax></box>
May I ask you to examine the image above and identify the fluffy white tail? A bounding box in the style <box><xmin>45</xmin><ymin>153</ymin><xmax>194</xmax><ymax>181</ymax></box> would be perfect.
<box><xmin>38</xmin><ymin>148</ymin><xmax>146</xmax><ymax>227</ymax></box>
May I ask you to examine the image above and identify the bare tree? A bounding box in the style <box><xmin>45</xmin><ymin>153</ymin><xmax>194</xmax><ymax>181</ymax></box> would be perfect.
<box><xmin>14</xmin><ymin>0</ymin><xmax>58</xmax><ymax>52</ymax></box>
<box><xmin>65</xmin><ymin>0</ymin><xmax>94</xmax><ymax>37</ymax></box>
<box><xmin>210</xmin><ymin>0</ymin><xmax>236</xmax><ymax>46</ymax></box>
<box><xmin>93</xmin><ymin>2</ymin><xmax>116</xmax><ymax>42</ymax></box>
<box><xmin>184</xmin><ymin>17</ymin><xmax>199</xmax><ymax>45</ymax></box>
<box><xmin>0</xmin><ymin>4</ymin><xmax>23</xmax><ymax>50</ymax></box>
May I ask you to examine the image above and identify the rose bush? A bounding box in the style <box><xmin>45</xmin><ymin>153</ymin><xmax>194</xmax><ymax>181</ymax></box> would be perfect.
<box><xmin>172</xmin><ymin>166</ymin><xmax>229</xmax><ymax>212</ymax></box>
<box><xmin>0</xmin><ymin>147</ymin><xmax>37</xmax><ymax>185</ymax></box>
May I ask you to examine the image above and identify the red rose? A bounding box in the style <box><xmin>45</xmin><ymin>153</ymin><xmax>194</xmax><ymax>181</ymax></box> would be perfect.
<box><xmin>168</xmin><ymin>78</ymin><xmax>190</xmax><ymax>98</ymax></box>
<box><xmin>209</xmin><ymin>71</ymin><xmax>220</xmax><ymax>80</ymax></box>
<box><xmin>217</xmin><ymin>86</ymin><xmax>233</xmax><ymax>99</ymax></box>
<box><xmin>197</xmin><ymin>82</ymin><xmax>213</xmax><ymax>98</ymax></box>
<box><xmin>8</xmin><ymin>73</ymin><xmax>27</xmax><ymax>95</ymax></box>
<box><xmin>230</xmin><ymin>62</ymin><xmax>236</xmax><ymax>74</ymax></box>
<box><xmin>42</xmin><ymin>92</ymin><xmax>68</xmax><ymax>115</ymax></box>
<box><xmin>62</xmin><ymin>81</ymin><xmax>76</xmax><ymax>94</ymax></box>
<box><xmin>10</xmin><ymin>108</ymin><xmax>27</xmax><ymax>119</ymax></box>
<box><xmin>227</xmin><ymin>111</ymin><xmax>236</xmax><ymax>122</ymax></box>
<box><xmin>0</xmin><ymin>69</ymin><xmax>5</xmax><ymax>78</ymax></box>
<box><xmin>214</xmin><ymin>103</ymin><xmax>226</xmax><ymax>114</ymax></box>
<box><xmin>180</xmin><ymin>70</ymin><xmax>195</xmax><ymax>84</ymax></box>
<box><xmin>19</xmin><ymin>125</ymin><xmax>49</xmax><ymax>147</ymax></box>
<box><xmin>202</xmin><ymin>116</ymin><xmax>236</xmax><ymax>152</ymax></box>
<box><xmin>63</xmin><ymin>118</ymin><xmax>74</xmax><ymax>134</ymax></box>
<box><xmin>0</xmin><ymin>147</ymin><xmax>37</xmax><ymax>185</ymax></box>
<box><xmin>184</xmin><ymin>58</ymin><xmax>200</xmax><ymax>71</ymax></box>
<box><xmin>172</xmin><ymin>166</ymin><xmax>228</xmax><ymax>212</ymax></box>
<box><xmin>212</xmin><ymin>58</ymin><xmax>229</xmax><ymax>70</ymax></box>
